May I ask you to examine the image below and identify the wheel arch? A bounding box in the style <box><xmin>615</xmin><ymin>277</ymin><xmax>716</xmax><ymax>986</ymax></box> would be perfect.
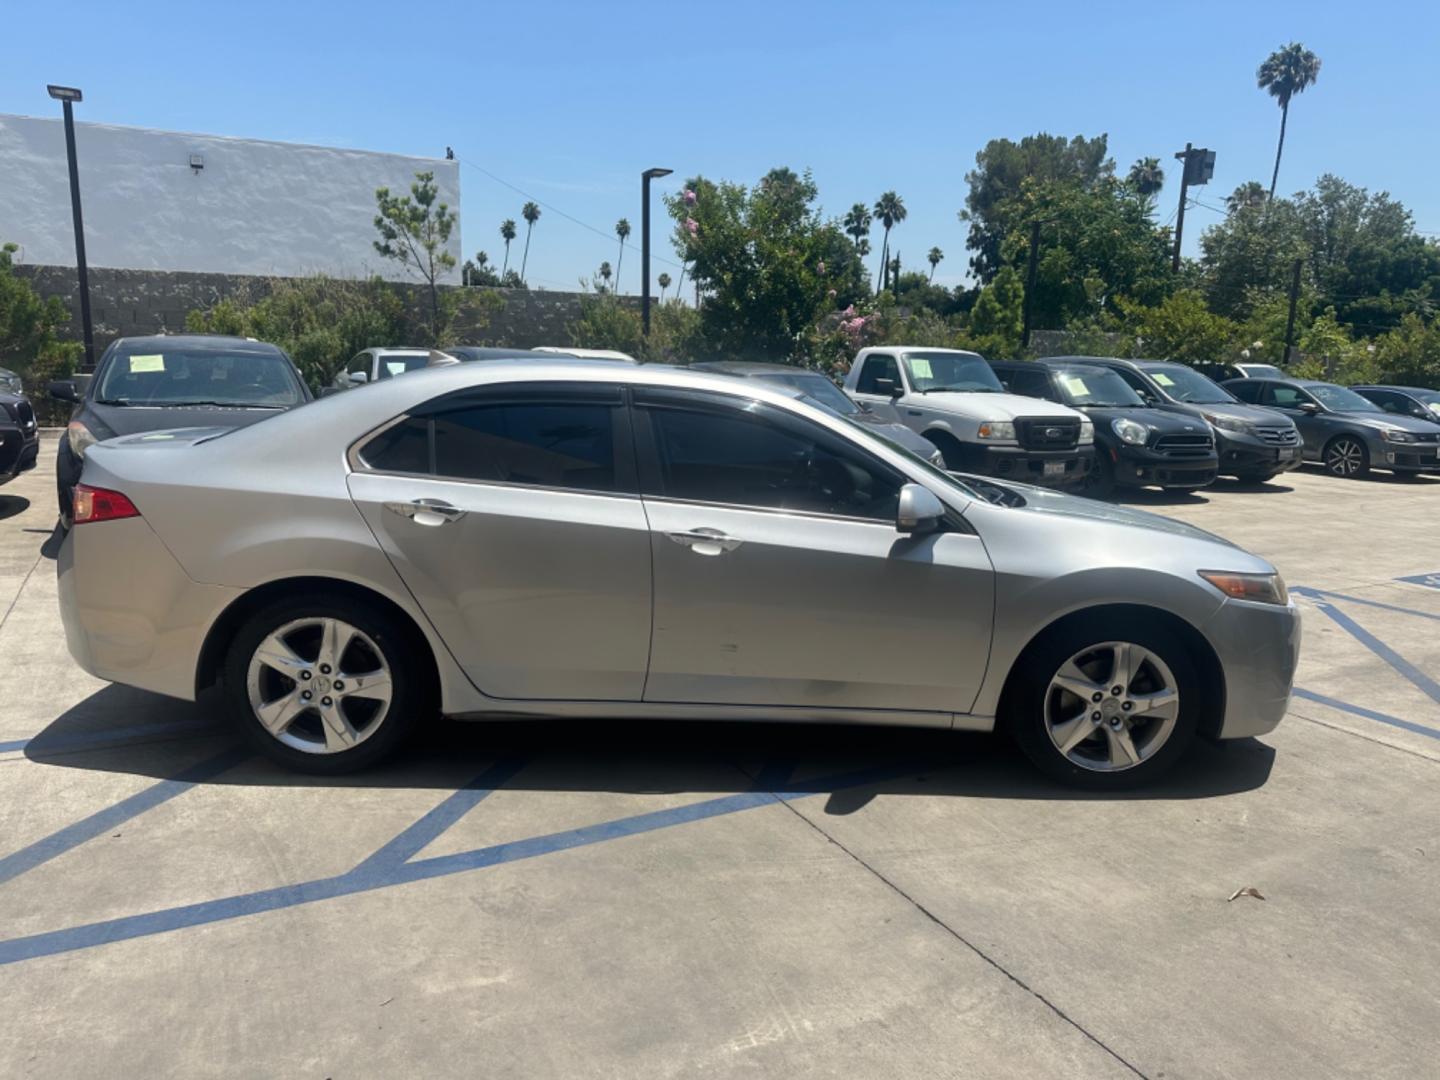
<box><xmin>995</xmin><ymin>603</ymin><xmax>1226</xmax><ymax>739</ymax></box>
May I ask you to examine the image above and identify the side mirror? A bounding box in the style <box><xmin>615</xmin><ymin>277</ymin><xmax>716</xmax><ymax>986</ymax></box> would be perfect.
<box><xmin>874</xmin><ymin>377</ymin><xmax>904</xmax><ymax>398</ymax></box>
<box><xmin>1298</xmin><ymin>401</ymin><xmax>1320</xmax><ymax>414</ymax></box>
<box><xmin>896</xmin><ymin>483</ymin><xmax>945</xmax><ymax>535</ymax></box>
<box><xmin>48</xmin><ymin>379</ymin><xmax>80</xmax><ymax>404</ymax></box>
<box><xmin>318</xmin><ymin>386</ymin><xmax>341</xmax><ymax>397</ymax></box>
<box><xmin>346</xmin><ymin>370</ymin><xmax>370</xmax><ymax>386</ymax></box>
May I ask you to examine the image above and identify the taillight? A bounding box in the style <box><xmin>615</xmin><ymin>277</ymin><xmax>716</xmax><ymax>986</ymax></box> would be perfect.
<box><xmin>73</xmin><ymin>484</ymin><xmax>141</xmax><ymax>525</ymax></box>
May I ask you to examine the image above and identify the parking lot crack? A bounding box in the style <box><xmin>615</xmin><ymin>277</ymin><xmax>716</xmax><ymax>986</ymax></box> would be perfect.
<box><xmin>0</xmin><ymin>551</ymin><xmax>42</xmax><ymax>635</ymax></box>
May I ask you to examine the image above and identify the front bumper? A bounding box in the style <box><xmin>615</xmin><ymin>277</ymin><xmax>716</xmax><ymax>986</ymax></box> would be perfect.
<box><xmin>964</xmin><ymin>444</ymin><xmax>1095</xmax><ymax>489</ymax></box>
<box><xmin>1214</xmin><ymin>430</ymin><xmax>1304</xmax><ymax>476</ymax></box>
<box><xmin>1382</xmin><ymin>443</ymin><xmax>1440</xmax><ymax>472</ymax></box>
<box><xmin>0</xmin><ymin>425</ymin><xmax>39</xmax><ymax>484</ymax></box>
<box><xmin>1203</xmin><ymin>597</ymin><xmax>1301</xmax><ymax>739</ymax></box>
<box><xmin>1110</xmin><ymin>445</ymin><xmax>1219</xmax><ymax>489</ymax></box>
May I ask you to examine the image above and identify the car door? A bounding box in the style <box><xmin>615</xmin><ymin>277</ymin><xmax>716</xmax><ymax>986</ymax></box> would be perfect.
<box><xmin>347</xmin><ymin>382</ymin><xmax>652</xmax><ymax>700</ymax></box>
<box><xmin>1262</xmin><ymin>382</ymin><xmax>1325</xmax><ymax>455</ymax></box>
<box><xmin>849</xmin><ymin>352</ymin><xmax>906</xmax><ymax>423</ymax></box>
<box><xmin>632</xmin><ymin>386</ymin><xmax>995</xmax><ymax>715</ymax></box>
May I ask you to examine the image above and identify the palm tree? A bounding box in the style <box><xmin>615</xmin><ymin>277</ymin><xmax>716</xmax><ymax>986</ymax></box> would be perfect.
<box><xmin>844</xmin><ymin>202</ymin><xmax>872</xmax><ymax>248</ymax></box>
<box><xmin>872</xmin><ymin>191</ymin><xmax>906</xmax><ymax>291</ymax></box>
<box><xmin>1225</xmin><ymin>181</ymin><xmax>1267</xmax><ymax>214</ymax></box>
<box><xmin>520</xmin><ymin>201</ymin><xmax>541</xmax><ymax>282</ymax></box>
<box><xmin>614</xmin><ymin>218</ymin><xmax>631</xmax><ymax>293</ymax></box>
<box><xmin>1257</xmin><ymin>43</ymin><xmax>1322</xmax><ymax>200</ymax></box>
<box><xmin>927</xmin><ymin>246</ymin><xmax>944</xmax><ymax>282</ymax></box>
<box><xmin>856</xmin><ymin>238</ymin><xmax>871</xmax><ymax>259</ymax></box>
<box><xmin>598</xmin><ymin>261</ymin><xmax>613</xmax><ymax>292</ymax></box>
<box><xmin>1126</xmin><ymin>157</ymin><xmax>1166</xmax><ymax>198</ymax></box>
<box><xmin>658</xmin><ymin>271</ymin><xmax>671</xmax><ymax>301</ymax></box>
<box><xmin>499</xmin><ymin>219</ymin><xmax>517</xmax><ymax>276</ymax></box>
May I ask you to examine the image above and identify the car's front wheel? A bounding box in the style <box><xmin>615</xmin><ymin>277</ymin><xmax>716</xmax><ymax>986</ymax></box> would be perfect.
<box><xmin>1006</xmin><ymin>616</ymin><xmax>1200</xmax><ymax>789</ymax></box>
<box><xmin>1323</xmin><ymin>436</ymin><xmax>1369</xmax><ymax>478</ymax></box>
<box><xmin>221</xmin><ymin>593</ymin><xmax>432</xmax><ymax>773</ymax></box>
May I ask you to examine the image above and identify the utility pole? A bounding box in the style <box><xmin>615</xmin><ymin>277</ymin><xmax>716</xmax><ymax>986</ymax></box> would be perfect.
<box><xmin>48</xmin><ymin>85</ymin><xmax>95</xmax><ymax>370</ymax></box>
<box><xmin>1021</xmin><ymin>220</ymin><xmax>1041</xmax><ymax>351</ymax></box>
<box><xmin>1282</xmin><ymin>257</ymin><xmax>1302</xmax><ymax>366</ymax></box>
<box><xmin>1171</xmin><ymin>144</ymin><xmax>1216</xmax><ymax>274</ymax></box>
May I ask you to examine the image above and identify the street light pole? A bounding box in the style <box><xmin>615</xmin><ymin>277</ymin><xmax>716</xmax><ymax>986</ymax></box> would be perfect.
<box><xmin>1171</xmin><ymin>143</ymin><xmax>1192</xmax><ymax>275</ymax></box>
<box><xmin>48</xmin><ymin>85</ymin><xmax>95</xmax><ymax>371</ymax></box>
<box><xmin>641</xmin><ymin>167</ymin><xmax>673</xmax><ymax>337</ymax></box>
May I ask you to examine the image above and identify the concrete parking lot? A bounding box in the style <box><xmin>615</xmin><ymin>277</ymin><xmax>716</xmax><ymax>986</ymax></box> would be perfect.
<box><xmin>2</xmin><ymin>432</ymin><xmax>1438</xmax><ymax>1079</ymax></box>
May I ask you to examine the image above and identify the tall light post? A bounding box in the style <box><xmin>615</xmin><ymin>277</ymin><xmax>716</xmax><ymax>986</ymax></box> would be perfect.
<box><xmin>48</xmin><ymin>84</ymin><xmax>95</xmax><ymax>371</ymax></box>
<box><xmin>641</xmin><ymin>167</ymin><xmax>673</xmax><ymax>337</ymax></box>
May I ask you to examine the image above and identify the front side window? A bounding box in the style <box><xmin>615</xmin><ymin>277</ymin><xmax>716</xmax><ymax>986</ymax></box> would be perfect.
<box><xmin>639</xmin><ymin>394</ymin><xmax>902</xmax><ymax>521</ymax></box>
<box><xmin>95</xmin><ymin>345</ymin><xmax>305</xmax><ymax>407</ymax></box>
<box><xmin>856</xmin><ymin>354</ymin><xmax>901</xmax><ymax>395</ymax></box>
<box><xmin>1265</xmin><ymin>384</ymin><xmax>1315</xmax><ymax>409</ymax></box>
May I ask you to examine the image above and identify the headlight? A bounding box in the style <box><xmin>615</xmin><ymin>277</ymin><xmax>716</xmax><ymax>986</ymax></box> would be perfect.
<box><xmin>1111</xmin><ymin>418</ymin><xmax>1149</xmax><ymax>446</ymax></box>
<box><xmin>976</xmin><ymin>421</ymin><xmax>1016</xmax><ymax>441</ymax></box>
<box><xmin>67</xmin><ymin>420</ymin><xmax>98</xmax><ymax>459</ymax></box>
<box><xmin>1379</xmin><ymin>428</ymin><xmax>1415</xmax><ymax>443</ymax></box>
<box><xmin>1199</xmin><ymin>570</ymin><xmax>1289</xmax><ymax>606</ymax></box>
<box><xmin>1078</xmin><ymin>419</ymin><xmax>1094</xmax><ymax>445</ymax></box>
<box><xmin>928</xmin><ymin>448</ymin><xmax>946</xmax><ymax>467</ymax></box>
<box><xmin>1201</xmin><ymin>412</ymin><xmax>1255</xmax><ymax>435</ymax></box>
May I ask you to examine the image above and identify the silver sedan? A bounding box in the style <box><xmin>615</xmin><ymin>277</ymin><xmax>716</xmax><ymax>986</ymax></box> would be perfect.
<box><xmin>58</xmin><ymin>360</ymin><xmax>1300</xmax><ymax>788</ymax></box>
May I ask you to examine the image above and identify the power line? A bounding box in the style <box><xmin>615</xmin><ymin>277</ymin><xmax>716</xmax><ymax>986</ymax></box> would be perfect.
<box><xmin>452</xmin><ymin>154</ymin><xmax>687</xmax><ymax>272</ymax></box>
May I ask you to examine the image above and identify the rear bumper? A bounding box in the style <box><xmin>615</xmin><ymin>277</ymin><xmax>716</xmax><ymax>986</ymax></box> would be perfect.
<box><xmin>1203</xmin><ymin>598</ymin><xmax>1301</xmax><ymax>739</ymax></box>
<box><xmin>58</xmin><ymin>517</ymin><xmax>240</xmax><ymax>701</ymax></box>
<box><xmin>966</xmin><ymin>445</ymin><xmax>1095</xmax><ymax>489</ymax></box>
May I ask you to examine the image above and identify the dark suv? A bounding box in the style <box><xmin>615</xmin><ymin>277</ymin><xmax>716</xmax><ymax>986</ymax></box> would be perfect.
<box><xmin>992</xmin><ymin>360</ymin><xmax>1218</xmax><ymax>496</ymax></box>
<box><xmin>1052</xmin><ymin>356</ymin><xmax>1302</xmax><ymax>482</ymax></box>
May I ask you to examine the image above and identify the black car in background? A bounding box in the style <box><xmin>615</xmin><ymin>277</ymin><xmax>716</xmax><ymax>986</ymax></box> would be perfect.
<box><xmin>50</xmin><ymin>334</ymin><xmax>313</xmax><ymax>524</ymax></box>
<box><xmin>991</xmin><ymin>360</ymin><xmax>1218</xmax><ymax>496</ymax></box>
<box><xmin>0</xmin><ymin>387</ymin><xmax>40</xmax><ymax>488</ymax></box>
<box><xmin>1053</xmin><ymin>356</ymin><xmax>1303</xmax><ymax>482</ymax></box>
<box><xmin>1350</xmin><ymin>385</ymin><xmax>1440</xmax><ymax>425</ymax></box>
<box><xmin>1225</xmin><ymin>377</ymin><xmax>1440</xmax><ymax>478</ymax></box>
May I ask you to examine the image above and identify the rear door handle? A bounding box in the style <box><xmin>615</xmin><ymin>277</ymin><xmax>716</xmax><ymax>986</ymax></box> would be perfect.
<box><xmin>665</xmin><ymin>528</ymin><xmax>742</xmax><ymax>556</ymax></box>
<box><xmin>385</xmin><ymin>499</ymin><xmax>467</xmax><ymax>526</ymax></box>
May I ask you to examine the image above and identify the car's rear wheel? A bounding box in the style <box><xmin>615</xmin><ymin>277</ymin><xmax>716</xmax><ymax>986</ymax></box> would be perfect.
<box><xmin>221</xmin><ymin>593</ymin><xmax>431</xmax><ymax>773</ymax></box>
<box><xmin>922</xmin><ymin>431</ymin><xmax>966</xmax><ymax>470</ymax></box>
<box><xmin>1323</xmin><ymin>436</ymin><xmax>1369</xmax><ymax>478</ymax></box>
<box><xmin>1006</xmin><ymin>616</ymin><xmax>1200</xmax><ymax>789</ymax></box>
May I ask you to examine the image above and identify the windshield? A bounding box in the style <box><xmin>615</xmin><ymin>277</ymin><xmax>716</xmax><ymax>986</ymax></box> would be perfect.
<box><xmin>1050</xmin><ymin>367</ymin><xmax>1145</xmax><ymax>407</ymax></box>
<box><xmin>1409</xmin><ymin>389</ymin><xmax>1440</xmax><ymax>407</ymax></box>
<box><xmin>755</xmin><ymin>371</ymin><xmax>859</xmax><ymax>415</ymax></box>
<box><xmin>1308</xmin><ymin>383</ymin><xmax>1381</xmax><ymax>413</ymax></box>
<box><xmin>1141</xmin><ymin>365</ymin><xmax>1236</xmax><ymax>404</ymax></box>
<box><xmin>378</xmin><ymin>354</ymin><xmax>430</xmax><ymax>379</ymax></box>
<box><xmin>902</xmin><ymin>351</ymin><xmax>1003</xmax><ymax>393</ymax></box>
<box><xmin>95</xmin><ymin>345</ymin><xmax>303</xmax><ymax>407</ymax></box>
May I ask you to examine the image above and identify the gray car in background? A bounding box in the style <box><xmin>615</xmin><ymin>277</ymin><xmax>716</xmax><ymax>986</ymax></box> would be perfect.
<box><xmin>1226</xmin><ymin>377</ymin><xmax>1440</xmax><ymax>477</ymax></box>
<box><xmin>59</xmin><ymin>360</ymin><xmax>1299</xmax><ymax>790</ymax></box>
<box><xmin>1350</xmin><ymin>385</ymin><xmax>1440</xmax><ymax>425</ymax></box>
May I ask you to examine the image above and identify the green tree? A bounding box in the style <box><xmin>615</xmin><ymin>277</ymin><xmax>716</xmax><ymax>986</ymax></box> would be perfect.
<box><xmin>1258</xmin><ymin>43</ymin><xmax>1322</xmax><ymax>200</ymax></box>
<box><xmin>1197</xmin><ymin>194</ymin><xmax>1309</xmax><ymax>319</ymax></box>
<box><xmin>657</xmin><ymin>271</ymin><xmax>672</xmax><ymax>301</ymax></box>
<box><xmin>597</xmin><ymin>261</ymin><xmax>613</xmax><ymax>292</ymax></box>
<box><xmin>520</xmin><ymin>202</ymin><xmax>541</xmax><ymax>283</ymax></box>
<box><xmin>0</xmin><ymin>241</ymin><xmax>81</xmax><ymax>390</ymax></box>
<box><xmin>372</xmin><ymin>170</ymin><xmax>457</xmax><ymax>343</ymax></box>
<box><xmin>1226</xmin><ymin>182</ymin><xmax>1267</xmax><ymax>213</ymax></box>
<box><xmin>927</xmin><ymin>246</ymin><xmax>944</xmax><ymax>282</ymax></box>
<box><xmin>1116</xmin><ymin>290</ymin><xmax>1241</xmax><ymax>367</ymax></box>
<box><xmin>961</xmin><ymin>133</ymin><xmax>1113</xmax><ymax>281</ymax></box>
<box><xmin>499</xmin><ymin>219</ymin><xmax>517</xmax><ymax>277</ymax></box>
<box><xmin>463</xmin><ymin>251</ymin><xmax>500</xmax><ymax>287</ymax></box>
<box><xmin>614</xmin><ymin>218</ymin><xmax>631</xmax><ymax>293</ymax></box>
<box><xmin>844</xmin><ymin>202</ymin><xmax>872</xmax><ymax>248</ymax></box>
<box><xmin>1371</xmin><ymin>313</ymin><xmax>1440</xmax><ymax>387</ymax></box>
<box><xmin>965</xmin><ymin>266</ymin><xmax>1025</xmax><ymax>358</ymax></box>
<box><xmin>1126</xmin><ymin>157</ymin><xmax>1165</xmax><ymax>201</ymax></box>
<box><xmin>873</xmin><ymin>191</ymin><xmax>906</xmax><ymax>291</ymax></box>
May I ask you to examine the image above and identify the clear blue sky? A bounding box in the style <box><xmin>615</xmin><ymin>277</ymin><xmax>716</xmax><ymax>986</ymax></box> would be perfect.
<box><xmin>5</xmin><ymin>0</ymin><xmax>1437</xmax><ymax>293</ymax></box>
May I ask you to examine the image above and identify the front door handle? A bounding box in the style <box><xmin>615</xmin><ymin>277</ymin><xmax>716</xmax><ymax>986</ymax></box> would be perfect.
<box><xmin>665</xmin><ymin>527</ymin><xmax>742</xmax><ymax>556</ymax></box>
<box><xmin>385</xmin><ymin>499</ymin><xmax>467</xmax><ymax>527</ymax></box>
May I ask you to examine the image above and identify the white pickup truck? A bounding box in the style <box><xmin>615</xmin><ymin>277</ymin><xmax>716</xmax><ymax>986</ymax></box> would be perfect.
<box><xmin>843</xmin><ymin>346</ymin><xmax>1095</xmax><ymax>489</ymax></box>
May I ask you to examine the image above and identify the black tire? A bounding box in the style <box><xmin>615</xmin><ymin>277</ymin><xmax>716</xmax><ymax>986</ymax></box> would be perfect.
<box><xmin>1004</xmin><ymin>613</ymin><xmax>1202</xmax><ymax>790</ymax></box>
<box><xmin>220</xmin><ymin>591</ymin><xmax>434</xmax><ymax>774</ymax></box>
<box><xmin>1323</xmin><ymin>435</ymin><xmax>1370</xmax><ymax>478</ymax></box>
<box><xmin>923</xmin><ymin>431</ymin><xmax>966</xmax><ymax>470</ymax></box>
<box><xmin>1080</xmin><ymin>453</ymin><xmax>1115</xmax><ymax>499</ymax></box>
<box><xmin>1231</xmin><ymin>470</ymin><xmax>1278</xmax><ymax>484</ymax></box>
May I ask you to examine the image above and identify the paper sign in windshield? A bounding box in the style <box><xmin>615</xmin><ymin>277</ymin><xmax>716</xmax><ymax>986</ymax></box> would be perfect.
<box><xmin>1151</xmin><ymin>372</ymin><xmax>1175</xmax><ymax>387</ymax></box>
<box><xmin>909</xmin><ymin>358</ymin><xmax>933</xmax><ymax>379</ymax></box>
<box><xmin>385</xmin><ymin>361</ymin><xmax>409</xmax><ymax>376</ymax></box>
<box><xmin>128</xmin><ymin>354</ymin><xmax>165</xmax><ymax>373</ymax></box>
<box><xmin>1059</xmin><ymin>374</ymin><xmax>1089</xmax><ymax>397</ymax></box>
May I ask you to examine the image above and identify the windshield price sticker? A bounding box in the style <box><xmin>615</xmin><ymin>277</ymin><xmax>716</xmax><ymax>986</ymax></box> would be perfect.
<box><xmin>1059</xmin><ymin>374</ymin><xmax>1088</xmax><ymax>397</ymax></box>
<box><xmin>128</xmin><ymin>354</ymin><xmax>166</xmax><ymax>373</ymax></box>
<box><xmin>910</xmin><ymin>358</ymin><xmax>934</xmax><ymax>380</ymax></box>
<box><xmin>1151</xmin><ymin>372</ymin><xmax>1175</xmax><ymax>387</ymax></box>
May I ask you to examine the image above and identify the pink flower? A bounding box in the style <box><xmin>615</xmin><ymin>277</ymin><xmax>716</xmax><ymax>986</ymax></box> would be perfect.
<box><xmin>843</xmin><ymin>304</ymin><xmax>856</xmax><ymax>316</ymax></box>
<box><xmin>685</xmin><ymin>218</ymin><xmax>699</xmax><ymax>236</ymax></box>
<box><xmin>683</xmin><ymin>189</ymin><xmax>697</xmax><ymax>205</ymax></box>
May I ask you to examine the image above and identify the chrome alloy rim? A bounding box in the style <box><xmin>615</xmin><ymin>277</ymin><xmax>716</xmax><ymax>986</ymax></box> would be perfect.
<box><xmin>245</xmin><ymin>618</ymin><xmax>393</xmax><ymax>754</ymax></box>
<box><xmin>1326</xmin><ymin>438</ymin><xmax>1364</xmax><ymax>476</ymax></box>
<box><xmin>1044</xmin><ymin>642</ymin><xmax>1179</xmax><ymax>772</ymax></box>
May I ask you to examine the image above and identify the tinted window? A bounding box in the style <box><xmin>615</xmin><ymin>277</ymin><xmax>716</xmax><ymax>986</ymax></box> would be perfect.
<box><xmin>1265</xmin><ymin>384</ymin><xmax>1314</xmax><ymax>409</ymax></box>
<box><xmin>1005</xmin><ymin>367</ymin><xmax>1054</xmax><ymax>399</ymax></box>
<box><xmin>1359</xmin><ymin>389</ymin><xmax>1404</xmax><ymax>413</ymax></box>
<box><xmin>377</xmin><ymin>353</ymin><xmax>430</xmax><ymax>379</ymax></box>
<box><xmin>96</xmin><ymin>345</ymin><xmax>304</xmax><ymax>407</ymax></box>
<box><xmin>360</xmin><ymin>416</ymin><xmax>431</xmax><ymax>473</ymax></box>
<box><xmin>1228</xmin><ymin>381</ymin><xmax>1262</xmax><ymax>403</ymax></box>
<box><xmin>643</xmin><ymin>400</ymin><xmax>901</xmax><ymax>521</ymax></box>
<box><xmin>432</xmin><ymin>402</ymin><xmax>616</xmax><ymax>490</ymax></box>
<box><xmin>1110</xmin><ymin>367</ymin><xmax>1156</xmax><ymax>399</ymax></box>
<box><xmin>856</xmin><ymin>354</ymin><xmax>900</xmax><ymax>394</ymax></box>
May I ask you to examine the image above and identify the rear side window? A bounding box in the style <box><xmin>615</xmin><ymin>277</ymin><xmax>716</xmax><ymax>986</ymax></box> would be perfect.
<box><xmin>433</xmin><ymin>402</ymin><xmax>614</xmax><ymax>490</ymax></box>
<box><xmin>361</xmin><ymin>416</ymin><xmax>430</xmax><ymax>473</ymax></box>
<box><xmin>856</xmin><ymin>354</ymin><xmax>900</xmax><ymax>394</ymax></box>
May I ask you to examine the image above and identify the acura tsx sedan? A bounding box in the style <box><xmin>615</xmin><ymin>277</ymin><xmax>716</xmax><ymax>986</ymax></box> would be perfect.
<box><xmin>58</xmin><ymin>360</ymin><xmax>1300</xmax><ymax>789</ymax></box>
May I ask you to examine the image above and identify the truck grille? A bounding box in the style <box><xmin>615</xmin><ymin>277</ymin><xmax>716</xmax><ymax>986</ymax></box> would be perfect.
<box><xmin>1152</xmin><ymin>433</ymin><xmax>1214</xmax><ymax>457</ymax></box>
<box><xmin>1257</xmin><ymin>426</ymin><xmax>1299</xmax><ymax>446</ymax></box>
<box><xmin>1015</xmin><ymin>417</ymin><xmax>1080</xmax><ymax>449</ymax></box>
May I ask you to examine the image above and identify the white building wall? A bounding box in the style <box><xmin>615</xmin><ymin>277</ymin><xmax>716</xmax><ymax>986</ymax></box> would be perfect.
<box><xmin>0</xmin><ymin>114</ymin><xmax>461</xmax><ymax>284</ymax></box>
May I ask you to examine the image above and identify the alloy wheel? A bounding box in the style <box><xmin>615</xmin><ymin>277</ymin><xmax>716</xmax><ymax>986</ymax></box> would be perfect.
<box><xmin>1325</xmin><ymin>438</ymin><xmax>1365</xmax><ymax>477</ymax></box>
<box><xmin>245</xmin><ymin>617</ymin><xmax>393</xmax><ymax>754</ymax></box>
<box><xmin>1044</xmin><ymin>641</ymin><xmax>1179</xmax><ymax>772</ymax></box>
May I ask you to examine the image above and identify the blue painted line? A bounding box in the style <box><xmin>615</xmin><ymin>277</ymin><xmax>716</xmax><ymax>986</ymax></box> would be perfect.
<box><xmin>1292</xmin><ymin>586</ymin><xmax>1440</xmax><ymax>624</ymax></box>
<box><xmin>1308</xmin><ymin>600</ymin><xmax>1440</xmax><ymax>708</ymax></box>
<box><xmin>0</xmin><ymin>747</ymin><xmax>249</xmax><ymax>886</ymax></box>
<box><xmin>350</xmin><ymin>757</ymin><xmax>529</xmax><ymax>875</ymax></box>
<box><xmin>0</xmin><ymin>719</ymin><xmax>220</xmax><ymax>756</ymax></box>
<box><xmin>0</xmin><ymin>758</ymin><xmax>917</xmax><ymax>967</ymax></box>
<box><xmin>1292</xmin><ymin>688</ymin><xmax>1440</xmax><ymax>742</ymax></box>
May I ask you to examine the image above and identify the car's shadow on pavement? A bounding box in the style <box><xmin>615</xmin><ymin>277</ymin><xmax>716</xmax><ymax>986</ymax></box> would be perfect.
<box><xmin>0</xmin><ymin>495</ymin><xmax>31</xmax><ymax>521</ymax></box>
<box><xmin>23</xmin><ymin>684</ymin><xmax>1276</xmax><ymax>806</ymax></box>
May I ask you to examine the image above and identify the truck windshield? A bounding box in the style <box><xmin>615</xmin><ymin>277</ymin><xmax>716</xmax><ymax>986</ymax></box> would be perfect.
<box><xmin>902</xmin><ymin>352</ymin><xmax>1003</xmax><ymax>393</ymax></box>
<box><xmin>1051</xmin><ymin>367</ymin><xmax>1146</xmax><ymax>407</ymax></box>
<box><xmin>1140</xmin><ymin>365</ymin><xmax>1237</xmax><ymax>404</ymax></box>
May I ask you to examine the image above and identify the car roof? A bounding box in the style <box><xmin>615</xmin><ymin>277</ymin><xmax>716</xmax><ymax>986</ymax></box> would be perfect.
<box><xmin>1353</xmin><ymin>384</ymin><xmax>1431</xmax><ymax>393</ymax></box>
<box><xmin>690</xmin><ymin>361</ymin><xmax>823</xmax><ymax>376</ymax></box>
<box><xmin>1041</xmin><ymin>355</ymin><xmax>1134</xmax><ymax>367</ymax></box>
<box><xmin>857</xmin><ymin>345</ymin><xmax>983</xmax><ymax>358</ymax></box>
<box><xmin>368</xmin><ymin>347</ymin><xmax>430</xmax><ymax>355</ymax></box>
<box><xmin>109</xmin><ymin>334</ymin><xmax>281</xmax><ymax>352</ymax></box>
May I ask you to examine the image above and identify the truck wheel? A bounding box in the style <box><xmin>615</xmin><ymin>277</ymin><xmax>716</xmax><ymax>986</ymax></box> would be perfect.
<box><xmin>1081</xmin><ymin>453</ymin><xmax>1115</xmax><ymax>499</ymax></box>
<box><xmin>922</xmin><ymin>431</ymin><xmax>966</xmax><ymax>470</ymax></box>
<box><xmin>1005</xmin><ymin>615</ymin><xmax>1199</xmax><ymax>790</ymax></box>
